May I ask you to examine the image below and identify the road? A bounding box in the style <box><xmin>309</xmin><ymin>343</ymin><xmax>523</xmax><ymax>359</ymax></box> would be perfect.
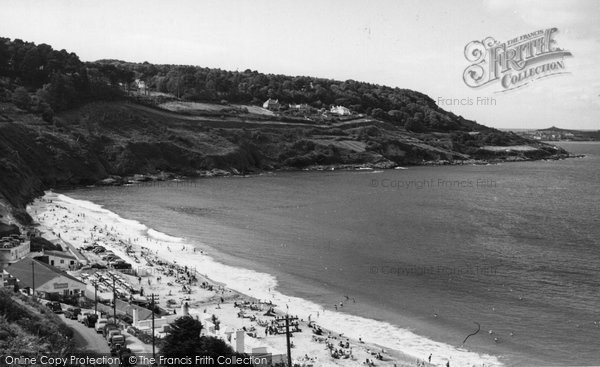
<box><xmin>60</xmin><ymin>314</ymin><xmax>111</xmax><ymax>354</ymax></box>
<box><xmin>61</xmin><ymin>314</ymin><xmax>153</xmax><ymax>366</ymax></box>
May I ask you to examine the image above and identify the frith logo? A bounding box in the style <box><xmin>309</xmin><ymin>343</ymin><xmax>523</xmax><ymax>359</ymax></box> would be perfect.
<box><xmin>463</xmin><ymin>28</ymin><xmax>572</xmax><ymax>92</ymax></box>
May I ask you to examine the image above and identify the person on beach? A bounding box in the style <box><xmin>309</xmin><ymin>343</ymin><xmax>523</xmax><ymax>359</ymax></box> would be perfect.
<box><xmin>428</xmin><ymin>354</ymin><xmax>432</xmax><ymax>363</ymax></box>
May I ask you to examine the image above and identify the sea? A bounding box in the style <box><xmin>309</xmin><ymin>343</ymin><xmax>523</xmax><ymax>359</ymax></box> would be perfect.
<box><xmin>61</xmin><ymin>142</ymin><xmax>600</xmax><ymax>366</ymax></box>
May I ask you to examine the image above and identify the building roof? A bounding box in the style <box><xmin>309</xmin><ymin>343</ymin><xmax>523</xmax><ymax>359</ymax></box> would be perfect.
<box><xmin>43</xmin><ymin>250</ymin><xmax>76</xmax><ymax>260</ymax></box>
<box><xmin>5</xmin><ymin>257</ymin><xmax>84</xmax><ymax>289</ymax></box>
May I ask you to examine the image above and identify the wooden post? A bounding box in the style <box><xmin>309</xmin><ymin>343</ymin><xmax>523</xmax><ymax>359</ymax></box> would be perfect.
<box><xmin>31</xmin><ymin>260</ymin><xmax>35</xmax><ymax>299</ymax></box>
<box><xmin>285</xmin><ymin>315</ymin><xmax>292</xmax><ymax>367</ymax></box>
<box><xmin>112</xmin><ymin>274</ymin><xmax>117</xmax><ymax>322</ymax></box>
<box><xmin>151</xmin><ymin>293</ymin><xmax>156</xmax><ymax>361</ymax></box>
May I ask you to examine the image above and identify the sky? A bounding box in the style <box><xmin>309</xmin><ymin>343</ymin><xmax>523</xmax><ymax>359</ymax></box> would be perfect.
<box><xmin>0</xmin><ymin>0</ymin><xmax>598</xmax><ymax>129</ymax></box>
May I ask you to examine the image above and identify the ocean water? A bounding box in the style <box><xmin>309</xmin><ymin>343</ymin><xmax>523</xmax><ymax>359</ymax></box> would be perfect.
<box><xmin>63</xmin><ymin>142</ymin><xmax>600</xmax><ymax>366</ymax></box>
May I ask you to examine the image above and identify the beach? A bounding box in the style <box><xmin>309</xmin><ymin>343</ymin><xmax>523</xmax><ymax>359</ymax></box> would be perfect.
<box><xmin>28</xmin><ymin>191</ymin><xmax>503</xmax><ymax>367</ymax></box>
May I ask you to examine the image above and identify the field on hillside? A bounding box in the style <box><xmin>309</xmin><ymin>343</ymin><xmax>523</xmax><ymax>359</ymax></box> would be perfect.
<box><xmin>310</xmin><ymin>139</ymin><xmax>367</xmax><ymax>152</ymax></box>
<box><xmin>482</xmin><ymin>145</ymin><xmax>538</xmax><ymax>152</ymax></box>
<box><xmin>159</xmin><ymin>101</ymin><xmax>275</xmax><ymax>116</ymax></box>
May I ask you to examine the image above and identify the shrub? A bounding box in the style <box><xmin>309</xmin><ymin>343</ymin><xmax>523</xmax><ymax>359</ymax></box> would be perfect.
<box><xmin>12</xmin><ymin>87</ymin><xmax>31</xmax><ymax>110</ymax></box>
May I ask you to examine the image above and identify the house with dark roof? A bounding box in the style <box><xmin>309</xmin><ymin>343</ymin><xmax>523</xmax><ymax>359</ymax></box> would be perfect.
<box><xmin>5</xmin><ymin>257</ymin><xmax>85</xmax><ymax>298</ymax></box>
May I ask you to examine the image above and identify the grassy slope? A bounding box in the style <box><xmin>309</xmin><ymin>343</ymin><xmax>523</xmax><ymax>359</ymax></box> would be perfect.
<box><xmin>0</xmin><ymin>289</ymin><xmax>74</xmax><ymax>356</ymax></box>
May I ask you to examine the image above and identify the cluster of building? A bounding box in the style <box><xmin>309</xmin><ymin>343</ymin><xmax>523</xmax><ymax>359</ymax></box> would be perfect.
<box><xmin>1</xmin><ymin>228</ymin><xmax>287</xmax><ymax>362</ymax></box>
<box><xmin>530</xmin><ymin>131</ymin><xmax>575</xmax><ymax>141</ymax></box>
<box><xmin>262</xmin><ymin>98</ymin><xmax>352</xmax><ymax>116</ymax></box>
<box><xmin>4</xmin><ymin>257</ymin><xmax>85</xmax><ymax>298</ymax></box>
<box><xmin>1</xmin><ymin>232</ymin><xmax>87</xmax><ymax>299</ymax></box>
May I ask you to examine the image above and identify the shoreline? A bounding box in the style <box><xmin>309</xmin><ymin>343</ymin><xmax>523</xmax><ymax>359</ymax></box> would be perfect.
<box><xmin>28</xmin><ymin>191</ymin><xmax>503</xmax><ymax>367</ymax></box>
<box><xmin>1</xmin><ymin>147</ymin><xmax>582</xmax><ymax>225</ymax></box>
<box><xmin>84</xmin><ymin>151</ymin><xmax>584</xmax><ymax>189</ymax></box>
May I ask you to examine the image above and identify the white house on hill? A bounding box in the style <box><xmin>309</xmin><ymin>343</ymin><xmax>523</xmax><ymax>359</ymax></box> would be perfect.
<box><xmin>330</xmin><ymin>105</ymin><xmax>351</xmax><ymax>115</ymax></box>
<box><xmin>262</xmin><ymin>98</ymin><xmax>280</xmax><ymax>110</ymax></box>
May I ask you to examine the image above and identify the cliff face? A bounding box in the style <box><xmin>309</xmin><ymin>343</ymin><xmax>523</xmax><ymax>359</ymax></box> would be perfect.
<box><xmin>0</xmin><ymin>100</ymin><xmax>568</xmax><ymax>222</ymax></box>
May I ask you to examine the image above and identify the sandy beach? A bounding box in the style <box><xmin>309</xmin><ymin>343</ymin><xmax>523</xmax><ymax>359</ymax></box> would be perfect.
<box><xmin>27</xmin><ymin>191</ymin><xmax>501</xmax><ymax>367</ymax></box>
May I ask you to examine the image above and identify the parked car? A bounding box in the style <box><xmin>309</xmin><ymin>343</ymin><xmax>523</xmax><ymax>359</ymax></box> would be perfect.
<box><xmin>107</xmin><ymin>330</ymin><xmax>123</xmax><ymax>346</ymax></box>
<box><xmin>103</xmin><ymin>323</ymin><xmax>119</xmax><ymax>338</ymax></box>
<box><xmin>18</xmin><ymin>288</ymin><xmax>30</xmax><ymax>297</ymax></box>
<box><xmin>84</xmin><ymin>314</ymin><xmax>98</xmax><ymax>328</ymax></box>
<box><xmin>106</xmin><ymin>329</ymin><xmax>121</xmax><ymax>340</ymax></box>
<box><xmin>95</xmin><ymin>318</ymin><xmax>108</xmax><ymax>333</ymax></box>
<box><xmin>110</xmin><ymin>343</ymin><xmax>124</xmax><ymax>357</ymax></box>
<box><xmin>108</xmin><ymin>334</ymin><xmax>126</xmax><ymax>348</ymax></box>
<box><xmin>116</xmin><ymin>348</ymin><xmax>134</xmax><ymax>367</ymax></box>
<box><xmin>64</xmin><ymin>307</ymin><xmax>81</xmax><ymax>319</ymax></box>
<box><xmin>47</xmin><ymin>301</ymin><xmax>63</xmax><ymax>313</ymax></box>
<box><xmin>77</xmin><ymin>311</ymin><xmax>91</xmax><ymax>323</ymax></box>
<box><xmin>112</xmin><ymin>261</ymin><xmax>132</xmax><ymax>270</ymax></box>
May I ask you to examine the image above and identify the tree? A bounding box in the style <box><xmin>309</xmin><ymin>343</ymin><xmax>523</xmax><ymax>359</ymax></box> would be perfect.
<box><xmin>161</xmin><ymin>316</ymin><xmax>204</xmax><ymax>358</ymax></box>
<box><xmin>405</xmin><ymin>118</ymin><xmax>424</xmax><ymax>132</ymax></box>
<box><xmin>371</xmin><ymin>108</ymin><xmax>387</xmax><ymax>120</ymax></box>
<box><xmin>160</xmin><ymin>316</ymin><xmax>252</xmax><ymax>367</ymax></box>
<box><xmin>41</xmin><ymin>73</ymin><xmax>78</xmax><ymax>111</ymax></box>
<box><xmin>387</xmin><ymin>109</ymin><xmax>404</xmax><ymax>123</ymax></box>
<box><xmin>0</xmin><ymin>38</ymin><xmax>9</xmax><ymax>75</ymax></box>
<box><xmin>12</xmin><ymin>87</ymin><xmax>31</xmax><ymax>110</ymax></box>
